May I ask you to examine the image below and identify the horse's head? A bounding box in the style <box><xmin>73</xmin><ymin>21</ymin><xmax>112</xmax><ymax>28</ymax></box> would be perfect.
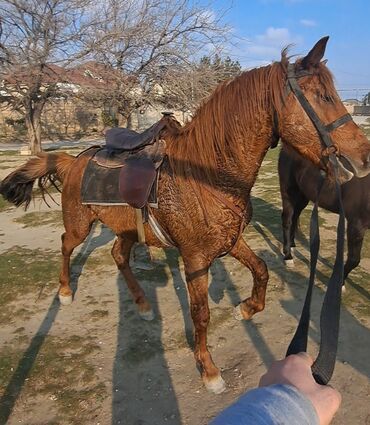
<box><xmin>279</xmin><ymin>37</ymin><xmax>370</xmax><ymax>182</ymax></box>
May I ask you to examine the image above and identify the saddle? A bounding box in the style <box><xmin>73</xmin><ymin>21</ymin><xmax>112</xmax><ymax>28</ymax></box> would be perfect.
<box><xmin>83</xmin><ymin>112</ymin><xmax>180</xmax><ymax>210</ymax></box>
<box><xmin>103</xmin><ymin>117</ymin><xmax>171</xmax><ymax>153</ymax></box>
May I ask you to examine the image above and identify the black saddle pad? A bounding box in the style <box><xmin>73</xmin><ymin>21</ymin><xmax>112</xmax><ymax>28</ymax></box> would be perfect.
<box><xmin>81</xmin><ymin>159</ymin><xmax>158</xmax><ymax>206</ymax></box>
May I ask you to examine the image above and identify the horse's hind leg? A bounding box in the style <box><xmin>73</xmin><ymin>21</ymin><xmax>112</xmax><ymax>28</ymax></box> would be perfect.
<box><xmin>229</xmin><ymin>236</ymin><xmax>268</xmax><ymax>320</ymax></box>
<box><xmin>59</xmin><ymin>214</ymin><xmax>95</xmax><ymax>305</ymax></box>
<box><xmin>111</xmin><ymin>235</ymin><xmax>154</xmax><ymax>321</ymax></box>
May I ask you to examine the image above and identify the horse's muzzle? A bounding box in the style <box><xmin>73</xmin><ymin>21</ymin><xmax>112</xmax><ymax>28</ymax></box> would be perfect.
<box><xmin>340</xmin><ymin>152</ymin><xmax>370</xmax><ymax>179</ymax></box>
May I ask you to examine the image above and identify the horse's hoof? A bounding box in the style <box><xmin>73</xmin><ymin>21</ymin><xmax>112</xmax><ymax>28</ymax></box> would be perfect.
<box><xmin>233</xmin><ymin>305</ymin><xmax>244</xmax><ymax>321</ymax></box>
<box><xmin>139</xmin><ymin>309</ymin><xmax>155</xmax><ymax>321</ymax></box>
<box><xmin>284</xmin><ymin>258</ymin><xmax>295</xmax><ymax>268</ymax></box>
<box><xmin>233</xmin><ymin>304</ymin><xmax>255</xmax><ymax>320</ymax></box>
<box><xmin>59</xmin><ymin>294</ymin><xmax>73</xmax><ymax>305</ymax></box>
<box><xmin>204</xmin><ymin>375</ymin><xmax>226</xmax><ymax>394</ymax></box>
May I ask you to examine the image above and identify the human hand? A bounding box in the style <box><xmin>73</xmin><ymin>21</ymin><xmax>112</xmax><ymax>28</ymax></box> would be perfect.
<box><xmin>259</xmin><ymin>352</ymin><xmax>341</xmax><ymax>425</ymax></box>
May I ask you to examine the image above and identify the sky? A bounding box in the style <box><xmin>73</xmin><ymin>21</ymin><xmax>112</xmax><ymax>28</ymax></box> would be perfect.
<box><xmin>209</xmin><ymin>0</ymin><xmax>370</xmax><ymax>100</ymax></box>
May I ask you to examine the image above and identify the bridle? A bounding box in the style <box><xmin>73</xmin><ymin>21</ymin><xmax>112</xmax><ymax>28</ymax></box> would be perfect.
<box><xmin>284</xmin><ymin>63</ymin><xmax>348</xmax><ymax>385</ymax></box>
<box><xmin>285</xmin><ymin>63</ymin><xmax>352</xmax><ymax>166</ymax></box>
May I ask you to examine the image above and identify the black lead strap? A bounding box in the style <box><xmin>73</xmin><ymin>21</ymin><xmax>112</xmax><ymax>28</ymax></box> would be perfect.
<box><xmin>286</xmin><ymin>179</ymin><xmax>323</xmax><ymax>356</ymax></box>
<box><xmin>285</xmin><ymin>64</ymin><xmax>347</xmax><ymax>385</ymax></box>
<box><xmin>286</xmin><ymin>167</ymin><xmax>345</xmax><ymax>385</ymax></box>
<box><xmin>312</xmin><ymin>163</ymin><xmax>345</xmax><ymax>384</ymax></box>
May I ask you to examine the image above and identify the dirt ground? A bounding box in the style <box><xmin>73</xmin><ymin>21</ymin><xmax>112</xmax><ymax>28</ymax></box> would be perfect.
<box><xmin>0</xmin><ymin>148</ymin><xmax>369</xmax><ymax>425</ymax></box>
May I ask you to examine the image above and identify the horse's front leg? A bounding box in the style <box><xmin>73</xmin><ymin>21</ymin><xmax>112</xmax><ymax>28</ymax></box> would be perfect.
<box><xmin>343</xmin><ymin>220</ymin><xmax>367</xmax><ymax>285</ymax></box>
<box><xmin>182</xmin><ymin>254</ymin><xmax>226</xmax><ymax>394</ymax></box>
<box><xmin>229</xmin><ymin>236</ymin><xmax>269</xmax><ymax>320</ymax></box>
<box><xmin>281</xmin><ymin>189</ymin><xmax>308</xmax><ymax>267</ymax></box>
<box><xmin>281</xmin><ymin>200</ymin><xmax>296</xmax><ymax>267</ymax></box>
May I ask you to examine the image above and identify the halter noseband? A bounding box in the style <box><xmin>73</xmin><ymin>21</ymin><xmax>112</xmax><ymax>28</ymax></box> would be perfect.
<box><xmin>286</xmin><ymin>63</ymin><xmax>352</xmax><ymax>165</ymax></box>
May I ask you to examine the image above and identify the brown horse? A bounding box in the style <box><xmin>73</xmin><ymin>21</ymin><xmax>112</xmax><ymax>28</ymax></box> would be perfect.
<box><xmin>279</xmin><ymin>145</ymin><xmax>370</xmax><ymax>283</ymax></box>
<box><xmin>1</xmin><ymin>37</ymin><xmax>370</xmax><ymax>393</ymax></box>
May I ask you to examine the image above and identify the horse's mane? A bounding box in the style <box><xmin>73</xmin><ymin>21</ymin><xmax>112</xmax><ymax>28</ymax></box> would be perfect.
<box><xmin>167</xmin><ymin>49</ymin><xmax>337</xmax><ymax>187</ymax></box>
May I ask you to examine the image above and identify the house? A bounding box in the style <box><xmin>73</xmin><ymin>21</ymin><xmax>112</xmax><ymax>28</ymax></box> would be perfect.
<box><xmin>343</xmin><ymin>99</ymin><xmax>361</xmax><ymax>114</ymax></box>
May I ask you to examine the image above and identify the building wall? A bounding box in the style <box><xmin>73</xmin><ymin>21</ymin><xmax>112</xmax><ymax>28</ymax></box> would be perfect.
<box><xmin>0</xmin><ymin>100</ymin><xmax>191</xmax><ymax>143</ymax></box>
<box><xmin>0</xmin><ymin>108</ymin><xmax>27</xmax><ymax>142</ymax></box>
<box><xmin>353</xmin><ymin>105</ymin><xmax>370</xmax><ymax>116</ymax></box>
<box><xmin>42</xmin><ymin>99</ymin><xmax>103</xmax><ymax>138</ymax></box>
<box><xmin>0</xmin><ymin>99</ymin><xmax>106</xmax><ymax>142</ymax></box>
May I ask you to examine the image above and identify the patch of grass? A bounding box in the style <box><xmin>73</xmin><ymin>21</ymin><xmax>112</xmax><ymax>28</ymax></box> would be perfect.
<box><xmin>362</xmin><ymin>231</ymin><xmax>370</xmax><ymax>254</ymax></box>
<box><xmin>0</xmin><ymin>246</ymin><xmax>59</xmax><ymax>322</ymax></box>
<box><xmin>82</xmin><ymin>246</ymin><xmax>113</xmax><ymax>271</ymax></box>
<box><xmin>0</xmin><ymin>334</ymin><xmax>106</xmax><ymax>424</ymax></box>
<box><xmin>84</xmin><ymin>295</ymin><xmax>99</xmax><ymax>306</ymax></box>
<box><xmin>0</xmin><ymin>150</ymin><xmax>17</xmax><ymax>156</ymax></box>
<box><xmin>343</xmin><ymin>267</ymin><xmax>370</xmax><ymax>317</ymax></box>
<box><xmin>0</xmin><ymin>345</ymin><xmax>21</xmax><ymax>391</ymax></box>
<box><xmin>90</xmin><ymin>309</ymin><xmax>109</xmax><ymax>319</ymax></box>
<box><xmin>0</xmin><ymin>195</ymin><xmax>13</xmax><ymax>212</ymax></box>
<box><xmin>13</xmin><ymin>210</ymin><xmax>63</xmax><ymax>228</ymax></box>
<box><xmin>360</xmin><ymin>124</ymin><xmax>370</xmax><ymax>139</ymax></box>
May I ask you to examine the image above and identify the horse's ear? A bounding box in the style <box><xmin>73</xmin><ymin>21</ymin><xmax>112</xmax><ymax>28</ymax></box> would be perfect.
<box><xmin>301</xmin><ymin>36</ymin><xmax>329</xmax><ymax>69</ymax></box>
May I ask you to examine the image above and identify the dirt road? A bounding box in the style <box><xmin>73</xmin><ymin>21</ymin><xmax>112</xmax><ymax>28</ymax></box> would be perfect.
<box><xmin>0</xmin><ymin>149</ymin><xmax>369</xmax><ymax>425</ymax></box>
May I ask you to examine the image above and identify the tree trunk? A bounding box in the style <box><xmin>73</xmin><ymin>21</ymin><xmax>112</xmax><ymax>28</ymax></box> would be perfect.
<box><xmin>25</xmin><ymin>108</ymin><xmax>43</xmax><ymax>154</ymax></box>
<box><xmin>126</xmin><ymin>113</ymin><xmax>133</xmax><ymax>129</ymax></box>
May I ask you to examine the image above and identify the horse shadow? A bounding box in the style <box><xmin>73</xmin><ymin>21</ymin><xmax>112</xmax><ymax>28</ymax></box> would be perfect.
<box><xmin>111</xmin><ymin>247</ymin><xmax>185</xmax><ymax>425</ymax></box>
<box><xmin>70</xmin><ymin>222</ymin><xmax>116</xmax><ymax>294</ymax></box>
<box><xmin>0</xmin><ymin>223</ymin><xmax>114</xmax><ymax>424</ymax></box>
<box><xmin>111</xmin><ymin>236</ymin><xmax>282</xmax><ymax>425</ymax></box>
<box><xmin>208</xmin><ymin>260</ymin><xmax>275</xmax><ymax>367</ymax></box>
<box><xmin>249</xmin><ymin>196</ymin><xmax>370</xmax><ymax>379</ymax></box>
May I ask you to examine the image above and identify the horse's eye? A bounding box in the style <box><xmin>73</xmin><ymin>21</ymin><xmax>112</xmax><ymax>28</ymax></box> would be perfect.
<box><xmin>320</xmin><ymin>94</ymin><xmax>333</xmax><ymax>103</ymax></box>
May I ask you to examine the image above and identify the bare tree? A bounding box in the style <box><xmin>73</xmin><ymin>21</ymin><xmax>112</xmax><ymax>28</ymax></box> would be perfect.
<box><xmin>83</xmin><ymin>0</ymin><xmax>231</xmax><ymax>127</ymax></box>
<box><xmin>0</xmin><ymin>0</ymin><xmax>232</xmax><ymax>151</ymax></box>
<box><xmin>0</xmin><ymin>0</ymin><xmax>93</xmax><ymax>153</ymax></box>
<box><xmin>157</xmin><ymin>55</ymin><xmax>241</xmax><ymax>115</ymax></box>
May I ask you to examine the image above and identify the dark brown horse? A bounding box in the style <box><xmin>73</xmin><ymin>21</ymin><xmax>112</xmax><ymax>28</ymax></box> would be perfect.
<box><xmin>279</xmin><ymin>145</ymin><xmax>369</xmax><ymax>286</ymax></box>
<box><xmin>2</xmin><ymin>37</ymin><xmax>370</xmax><ymax>393</ymax></box>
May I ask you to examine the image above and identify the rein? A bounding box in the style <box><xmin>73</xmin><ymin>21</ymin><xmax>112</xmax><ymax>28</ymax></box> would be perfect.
<box><xmin>285</xmin><ymin>63</ymin><xmax>348</xmax><ymax>384</ymax></box>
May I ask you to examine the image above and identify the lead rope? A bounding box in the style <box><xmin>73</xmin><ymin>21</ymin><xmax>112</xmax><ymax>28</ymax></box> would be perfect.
<box><xmin>286</xmin><ymin>156</ymin><xmax>345</xmax><ymax>384</ymax></box>
<box><xmin>312</xmin><ymin>161</ymin><xmax>345</xmax><ymax>384</ymax></box>
<box><xmin>285</xmin><ymin>62</ymin><xmax>348</xmax><ymax>384</ymax></box>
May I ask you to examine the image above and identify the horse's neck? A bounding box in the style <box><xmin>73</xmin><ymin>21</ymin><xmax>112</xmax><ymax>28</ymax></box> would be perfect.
<box><xmin>169</xmin><ymin>72</ymin><xmax>277</xmax><ymax>207</ymax></box>
<box><xmin>213</xmin><ymin>130</ymin><xmax>275</xmax><ymax>203</ymax></box>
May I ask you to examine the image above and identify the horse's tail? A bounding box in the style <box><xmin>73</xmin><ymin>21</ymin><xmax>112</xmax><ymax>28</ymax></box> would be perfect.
<box><xmin>0</xmin><ymin>152</ymin><xmax>75</xmax><ymax>209</ymax></box>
